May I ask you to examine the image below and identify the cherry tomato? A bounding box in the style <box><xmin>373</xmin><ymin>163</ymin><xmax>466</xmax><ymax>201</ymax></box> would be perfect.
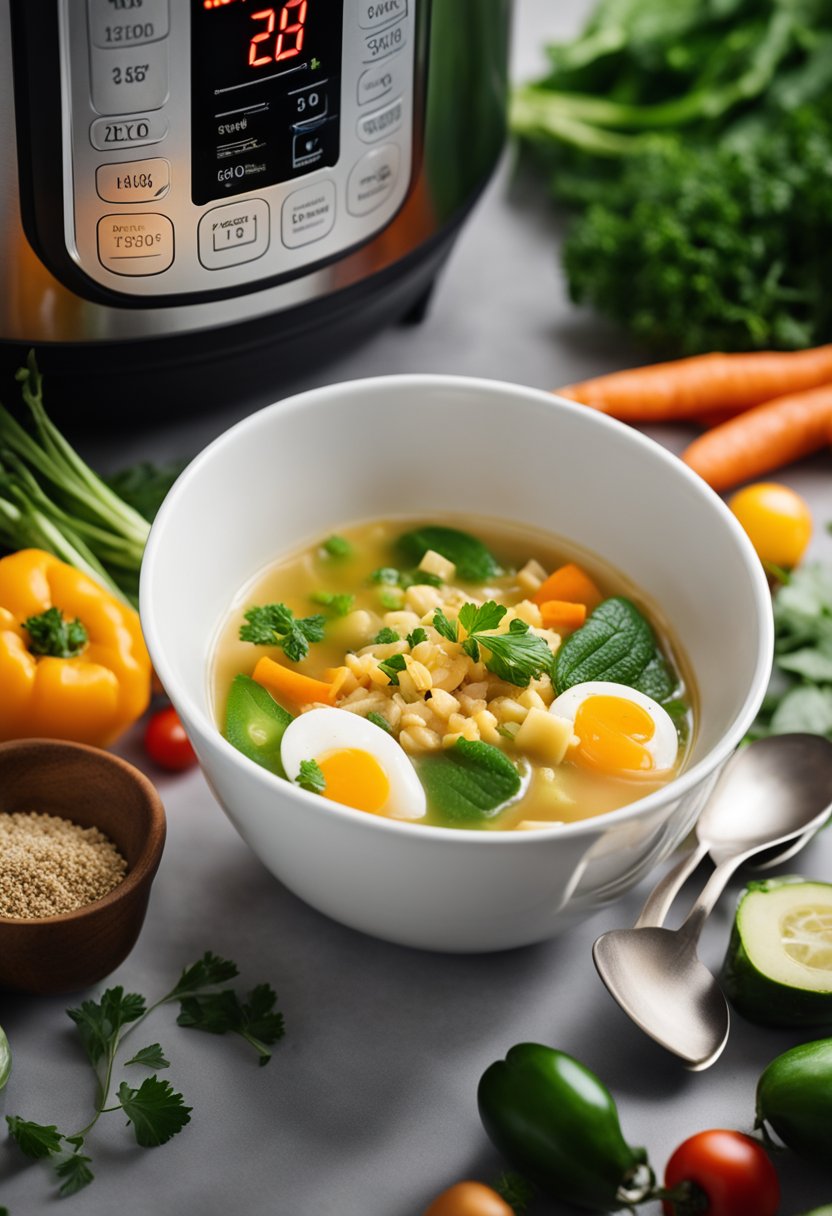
<box><xmin>662</xmin><ymin>1129</ymin><xmax>780</xmax><ymax>1216</ymax></box>
<box><xmin>423</xmin><ymin>1181</ymin><xmax>513</xmax><ymax>1216</ymax></box>
<box><xmin>144</xmin><ymin>706</ymin><xmax>197</xmax><ymax>772</ymax></box>
<box><xmin>728</xmin><ymin>482</ymin><xmax>812</xmax><ymax>568</ymax></box>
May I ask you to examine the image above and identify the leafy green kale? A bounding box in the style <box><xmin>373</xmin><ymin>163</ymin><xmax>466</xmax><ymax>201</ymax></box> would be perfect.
<box><xmin>24</xmin><ymin>608</ymin><xmax>88</xmax><ymax>659</ymax></box>
<box><xmin>296</xmin><ymin>758</ymin><xmax>326</xmax><ymax>794</ymax></box>
<box><xmin>239</xmin><ymin>602</ymin><xmax>326</xmax><ymax>662</ymax></box>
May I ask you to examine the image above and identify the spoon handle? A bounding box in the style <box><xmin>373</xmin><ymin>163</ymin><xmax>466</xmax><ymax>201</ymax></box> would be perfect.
<box><xmin>677</xmin><ymin>851</ymin><xmax>753</xmax><ymax>944</ymax></box>
<box><xmin>635</xmin><ymin>840</ymin><xmax>709</xmax><ymax>929</ymax></box>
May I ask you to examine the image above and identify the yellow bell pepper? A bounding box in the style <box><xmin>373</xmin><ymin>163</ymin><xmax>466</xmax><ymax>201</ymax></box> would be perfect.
<box><xmin>0</xmin><ymin>549</ymin><xmax>151</xmax><ymax>746</ymax></box>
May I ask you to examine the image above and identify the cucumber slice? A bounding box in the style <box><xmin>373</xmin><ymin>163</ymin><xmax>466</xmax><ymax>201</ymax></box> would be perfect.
<box><xmin>223</xmin><ymin>674</ymin><xmax>293</xmax><ymax>778</ymax></box>
<box><xmin>721</xmin><ymin>878</ymin><xmax>832</xmax><ymax>1028</ymax></box>
<box><xmin>0</xmin><ymin>1023</ymin><xmax>11</xmax><ymax>1092</ymax></box>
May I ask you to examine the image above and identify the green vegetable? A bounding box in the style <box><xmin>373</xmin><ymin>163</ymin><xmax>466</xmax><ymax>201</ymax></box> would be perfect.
<box><xmin>417</xmin><ymin>738</ymin><xmax>522</xmax><ymax>824</ymax></box>
<box><xmin>379</xmin><ymin>589</ymin><xmax>403</xmax><ymax>611</ymax></box>
<box><xmin>721</xmin><ymin>878</ymin><xmax>832</xmax><ymax>1028</ymax></box>
<box><xmin>379</xmin><ymin>653</ymin><xmax>407</xmax><ymax>685</ymax></box>
<box><xmin>223</xmin><ymin>674</ymin><xmax>292</xmax><ymax>777</ymax></box>
<box><xmin>296</xmin><ymin>758</ymin><xmax>326</xmax><ymax>794</ymax></box>
<box><xmin>369</xmin><ymin>566</ymin><xmax>400</xmax><ymax>585</ymax></box>
<box><xmin>5</xmin><ymin>952</ymin><xmax>284</xmax><ymax>1201</ymax></box>
<box><xmin>106</xmin><ymin>459</ymin><xmax>187</xmax><ymax>523</ymax></box>
<box><xmin>432</xmin><ymin>608</ymin><xmax>459</xmax><ymax>642</ymax></box>
<box><xmin>321</xmin><ymin>534</ymin><xmax>352</xmax><ymax>559</ymax></box>
<box><xmin>239</xmin><ymin>602</ymin><xmax>325</xmax><ymax>662</ymax></box>
<box><xmin>478</xmin><ymin>1044</ymin><xmax>652</xmax><ymax>1211</ymax></box>
<box><xmin>23</xmin><ymin>607</ymin><xmax>87</xmax><ymax>658</ymax></box>
<box><xmin>554</xmin><ymin>597</ymin><xmax>674</xmax><ymax>700</ymax></box>
<box><xmin>311</xmin><ymin>591</ymin><xmax>355</xmax><ymax>617</ymax></box>
<box><xmin>0</xmin><ymin>1024</ymin><xmax>10</xmax><ymax>1093</ymax></box>
<box><xmin>433</xmin><ymin>602</ymin><xmax>555</xmax><ymax>688</ymax></box>
<box><xmin>367</xmin><ymin>711</ymin><xmax>393</xmax><ymax>733</ymax></box>
<box><xmin>406</xmin><ymin>627</ymin><xmax>428</xmax><ymax>647</ymax></box>
<box><xmin>513</xmin><ymin>1</ymin><xmax>832</xmax><ymax>354</ymax></box>
<box><xmin>370</xmin><ymin>565</ymin><xmax>443</xmax><ymax>590</ymax></box>
<box><xmin>756</xmin><ymin>1038</ymin><xmax>832</xmax><ymax>1164</ymax></box>
<box><xmin>373</xmin><ymin>626</ymin><xmax>400</xmax><ymax>644</ymax></box>
<box><xmin>396</xmin><ymin>525</ymin><xmax>503</xmax><ymax>582</ymax></box>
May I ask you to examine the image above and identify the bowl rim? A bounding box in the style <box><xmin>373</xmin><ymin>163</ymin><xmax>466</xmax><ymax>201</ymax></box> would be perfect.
<box><xmin>0</xmin><ymin>738</ymin><xmax>166</xmax><ymax>926</ymax></box>
<box><xmin>141</xmin><ymin>372</ymin><xmax>774</xmax><ymax>844</ymax></box>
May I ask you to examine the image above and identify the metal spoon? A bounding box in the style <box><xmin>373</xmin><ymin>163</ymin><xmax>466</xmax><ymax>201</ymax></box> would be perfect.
<box><xmin>593</xmin><ymin>733</ymin><xmax>832</xmax><ymax>1070</ymax></box>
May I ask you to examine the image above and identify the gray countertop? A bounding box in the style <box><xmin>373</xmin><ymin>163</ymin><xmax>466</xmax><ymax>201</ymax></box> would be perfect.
<box><xmin>3</xmin><ymin>2</ymin><xmax>832</xmax><ymax>1213</ymax></box>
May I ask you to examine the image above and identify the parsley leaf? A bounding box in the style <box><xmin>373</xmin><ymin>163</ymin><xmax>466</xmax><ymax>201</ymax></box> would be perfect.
<box><xmin>6</xmin><ymin>1117</ymin><xmax>64</xmax><ymax>1159</ymax></box>
<box><xmin>321</xmin><ymin>535</ymin><xmax>352</xmax><ymax>559</ymax></box>
<box><xmin>407</xmin><ymin>627</ymin><xmax>428</xmax><ymax>647</ymax></box>
<box><xmin>55</xmin><ymin>1151</ymin><xmax>95</xmax><ymax>1197</ymax></box>
<box><xmin>373</xmin><ymin>626</ymin><xmax>400</xmax><ymax>644</ymax></box>
<box><xmin>239</xmin><ymin>603</ymin><xmax>325</xmax><ymax>663</ymax></box>
<box><xmin>458</xmin><ymin>601</ymin><xmax>507</xmax><ymax>636</ymax></box>
<box><xmin>176</xmin><ymin>984</ymin><xmax>285</xmax><ymax>1067</ymax></box>
<box><xmin>297</xmin><ymin>758</ymin><xmax>326</xmax><ymax>794</ymax></box>
<box><xmin>67</xmin><ymin>988</ymin><xmax>146</xmax><ymax>1067</ymax></box>
<box><xmin>311</xmin><ymin>591</ymin><xmax>355</xmax><ymax>616</ymax></box>
<box><xmin>476</xmin><ymin>618</ymin><xmax>554</xmax><ymax>687</ymax></box>
<box><xmin>165</xmin><ymin>951</ymin><xmax>239</xmax><ymax>1001</ymax></box>
<box><xmin>432</xmin><ymin>609</ymin><xmax>459</xmax><ymax>643</ymax></box>
<box><xmin>117</xmin><ymin>1077</ymin><xmax>192</xmax><ymax>1147</ymax></box>
<box><xmin>367</xmin><ymin>711</ymin><xmax>393</xmax><ymax>733</ymax></box>
<box><xmin>24</xmin><ymin>608</ymin><xmax>88</xmax><ymax>659</ymax></box>
<box><xmin>125</xmin><ymin>1044</ymin><xmax>170</xmax><ymax>1070</ymax></box>
<box><xmin>379</xmin><ymin>653</ymin><xmax>407</xmax><ymax>685</ymax></box>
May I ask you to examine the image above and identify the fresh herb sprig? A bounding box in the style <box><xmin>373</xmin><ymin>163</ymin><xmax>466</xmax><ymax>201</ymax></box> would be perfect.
<box><xmin>240</xmin><ymin>603</ymin><xmax>325</xmax><ymax>662</ymax></box>
<box><xmin>432</xmin><ymin>602</ymin><xmax>554</xmax><ymax>688</ymax></box>
<box><xmin>296</xmin><ymin>758</ymin><xmax>326</xmax><ymax>794</ymax></box>
<box><xmin>5</xmin><ymin>952</ymin><xmax>285</xmax><ymax>1200</ymax></box>
<box><xmin>24</xmin><ymin>607</ymin><xmax>88</xmax><ymax>658</ymax></box>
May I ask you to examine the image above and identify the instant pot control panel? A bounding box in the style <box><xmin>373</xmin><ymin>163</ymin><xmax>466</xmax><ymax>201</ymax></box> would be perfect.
<box><xmin>53</xmin><ymin>0</ymin><xmax>415</xmax><ymax>298</ymax></box>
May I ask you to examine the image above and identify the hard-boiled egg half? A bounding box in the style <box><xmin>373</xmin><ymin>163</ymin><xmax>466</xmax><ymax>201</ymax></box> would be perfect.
<box><xmin>280</xmin><ymin>707</ymin><xmax>427</xmax><ymax>820</ymax></box>
<box><xmin>550</xmin><ymin>681</ymin><xmax>679</xmax><ymax>776</ymax></box>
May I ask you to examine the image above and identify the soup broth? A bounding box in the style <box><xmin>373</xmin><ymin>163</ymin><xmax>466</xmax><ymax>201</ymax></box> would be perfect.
<box><xmin>212</xmin><ymin>517</ymin><xmax>695</xmax><ymax>831</ymax></box>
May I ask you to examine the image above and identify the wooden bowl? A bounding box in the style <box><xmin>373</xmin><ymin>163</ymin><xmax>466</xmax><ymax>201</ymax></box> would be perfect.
<box><xmin>0</xmin><ymin>739</ymin><xmax>166</xmax><ymax>995</ymax></box>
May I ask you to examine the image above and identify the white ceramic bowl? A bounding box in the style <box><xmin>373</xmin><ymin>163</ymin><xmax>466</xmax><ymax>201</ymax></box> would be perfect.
<box><xmin>140</xmin><ymin>375</ymin><xmax>773</xmax><ymax>952</ymax></box>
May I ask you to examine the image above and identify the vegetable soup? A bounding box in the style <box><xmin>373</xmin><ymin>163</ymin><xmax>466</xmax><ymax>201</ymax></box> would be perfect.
<box><xmin>212</xmin><ymin>519</ymin><xmax>694</xmax><ymax>831</ymax></box>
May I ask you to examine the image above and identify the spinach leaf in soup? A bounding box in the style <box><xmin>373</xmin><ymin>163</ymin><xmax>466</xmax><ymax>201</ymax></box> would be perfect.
<box><xmin>417</xmin><ymin>739</ymin><xmax>522</xmax><ymax>825</ymax></box>
<box><xmin>395</xmin><ymin>525</ymin><xmax>503</xmax><ymax>583</ymax></box>
<box><xmin>554</xmin><ymin>597</ymin><xmax>674</xmax><ymax>701</ymax></box>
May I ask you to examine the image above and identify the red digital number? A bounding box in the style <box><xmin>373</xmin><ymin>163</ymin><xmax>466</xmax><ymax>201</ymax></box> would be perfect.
<box><xmin>248</xmin><ymin>0</ymin><xmax>307</xmax><ymax>68</ymax></box>
<box><xmin>248</xmin><ymin>8</ymin><xmax>276</xmax><ymax>66</ymax></box>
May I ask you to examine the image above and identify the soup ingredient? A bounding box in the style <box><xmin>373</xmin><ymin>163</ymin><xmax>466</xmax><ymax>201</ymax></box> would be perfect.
<box><xmin>239</xmin><ymin>602</ymin><xmax>326</xmax><ymax>662</ymax></box>
<box><xmin>0</xmin><ymin>1024</ymin><xmax>10</xmax><ymax>1093</ymax></box>
<box><xmin>550</xmin><ymin>682</ymin><xmax>678</xmax><ymax>776</ymax></box>
<box><xmin>729</xmin><ymin>483</ymin><xmax>813</xmax><ymax>569</ymax></box>
<box><xmin>662</xmin><ymin>1130</ymin><xmax>780</xmax><ymax>1216</ymax></box>
<box><xmin>0</xmin><ymin>811</ymin><xmax>126</xmax><ymax>919</ymax></box>
<box><xmin>554</xmin><ymin>597</ymin><xmax>674</xmax><ymax>702</ymax></box>
<box><xmin>478</xmin><ymin>1044</ymin><xmax>652</xmax><ymax>1212</ymax></box>
<box><xmin>558</xmin><ymin>347</ymin><xmax>832</xmax><ymax>423</ymax></box>
<box><xmin>0</xmin><ymin>549</ymin><xmax>151</xmax><ymax>746</ymax></box>
<box><xmin>682</xmin><ymin>386</ymin><xmax>832</xmax><ymax>492</ymax></box>
<box><xmin>321</xmin><ymin>535</ymin><xmax>352</xmax><ymax>559</ymax></box>
<box><xmin>721</xmin><ymin>878</ymin><xmax>832</xmax><ymax>1028</ymax></box>
<box><xmin>5</xmin><ymin>951</ymin><xmax>284</xmax><ymax>1200</ymax></box>
<box><xmin>396</xmin><ymin>525</ymin><xmax>503</xmax><ymax>583</ymax></box>
<box><xmin>417</xmin><ymin>739</ymin><xmax>522</xmax><ymax>824</ymax></box>
<box><xmin>252</xmin><ymin>655</ymin><xmax>336</xmax><ymax>712</ymax></box>
<box><xmin>532</xmin><ymin>562</ymin><xmax>602</xmax><ymax>612</ymax></box>
<box><xmin>434</xmin><ymin>602</ymin><xmax>555</xmax><ymax>688</ymax></box>
<box><xmin>422</xmin><ymin>1182</ymin><xmax>514</xmax><ymax>1216</ymax></box>
<box><xmin>296</xmin><ymin>758</ymin><xmax>326</xmax><ymax>793</ymax></box>
<box><xmin>280</xmin><ymin>707</ymin><xmax>428</xmax><ymax>819</ymax></box>
<box><xmin>539</xmin><ymin>600</ymin><xmax>587</xmax><ymax>632</ymax></box>
<box><xmin>311</xmin><ymin>591</ymin><xmax>355</xmax><ymax>616</ymax></box>
<box><xmin>756</xmin><ymin>1038</ymin><xmax>832</xmax><ymax>1164</ymax></box>
<box><xmin>144</xmin><ymin>707</ymin><xmax>197</xmax><ymax>773</ymax></box>
<box><xmin>224</xmin><ymin>673</ymin><xmax>293</xmax><ymax>777</ymax></box>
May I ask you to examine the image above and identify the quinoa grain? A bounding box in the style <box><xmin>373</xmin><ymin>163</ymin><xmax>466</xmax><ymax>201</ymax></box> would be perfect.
<box><xmin>0</xmin><ymin>812</ymin><xmax>127</xmax><ymax>919</ymax></box>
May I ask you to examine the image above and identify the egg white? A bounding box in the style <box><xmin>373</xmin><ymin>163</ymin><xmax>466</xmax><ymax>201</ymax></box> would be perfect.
<box><xmin>281</xmin><ymin>707</ymin><xmax>427</xmax><ymax>819</ymax></box>
<box><xmin>550</xmin><ymin>680</ymin><xmax>679</xmax><ymax>772</ymax></box>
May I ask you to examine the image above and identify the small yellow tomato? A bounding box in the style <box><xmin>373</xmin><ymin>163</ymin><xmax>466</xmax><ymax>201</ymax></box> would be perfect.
<box><xmin>423</xmin><ymin>1181</ymin><xmax>514</xmax><ymax>1216</ymax></box>
<box><xmin>728</xmin><ymin>482</ymin><xmax>813</xmax><ymax>569</ymax></box>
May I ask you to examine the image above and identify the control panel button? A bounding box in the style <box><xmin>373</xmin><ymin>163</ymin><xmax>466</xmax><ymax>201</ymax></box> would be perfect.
<box><xmin>290</xmin><ymin>83</ymin><xmax>329</xmax><ymax>127</ymax></box>
<box><xmin>96</xmin><ymin>158</ymin><xmax>170</xmax><ymax>203</ymax></box>
<box><xmin>198</xmin><ymin>198</ymin><xmax>270</xmax><ymax>269</ymax></box>
<box><xmin>88</xmin><ymin>0</ymin><xmax>169</xmax><ymax>49</ymax></box>
<box><xmin>90</xmin><ymin>112</ymin><xmax>168</xmax><ymax>150</ymax></box>
<box><xmin>292</xmin><ymin>127</ymin><xmax>328</xmax><ymax>170</ymax></box>
<box><xmin>347</xmin><ymin>144</ymin><xmax>400</xmax><ymax>216</ymax></box>
<box><xmin>358</xmin><ymin>0</ymin><xmax>407</xmax><ymax>29</ymax></box>
<box><xmin>281</xmin><ymin>180</ymin><xmax>335</xmax><ymax>248</ymax></box>
<box><xmin>358</xmin><ymin>96</ymin><xmax>403</xmax><ymax>143</ymax></box>
<box><xmin>97</xmin><ymin>213</ymin><xmax>174</xmax><ymax>275</ymax></box>
<box><xmin>90</xmin><ymin>42</ymin><xmax>169</xmax><ymax>115</ymax></box>
<box><xmin>357</xmin><ymin>60</ymin><xmax>400</xmax><ymax>107</ymax></box>
<box><xmin>363</xmin><ymin>21</ymin><xmax>406</xmax><ymax>62</ymax></box>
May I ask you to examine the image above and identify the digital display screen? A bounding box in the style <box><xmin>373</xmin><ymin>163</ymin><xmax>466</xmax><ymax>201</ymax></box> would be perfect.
<box><xmin>191</xmin><ymin>0</ymin><xmax>342</xmax><ymax>205</ymax></box>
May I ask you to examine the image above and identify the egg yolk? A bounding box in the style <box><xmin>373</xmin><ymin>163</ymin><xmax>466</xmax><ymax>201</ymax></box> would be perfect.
<box><xmin>572</xmin><ymin>695</ymin><xmax>656</xmax><ymax>774</ymax></box>
<box><xmin>317</xmin><ymin>748</ymin><xmax>391</xmax><ymax>815</ymax></box>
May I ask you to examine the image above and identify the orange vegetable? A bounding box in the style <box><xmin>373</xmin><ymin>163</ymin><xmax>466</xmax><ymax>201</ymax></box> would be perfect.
<box><xmin>532</xmin><ymin>563</ymin><xmax>603</xmax><ymax>612</ymax></box>
<box><xmin>423</xmin><ymin>1181</ymin><xmax>513</xmax><ymax>1216</ymax></box>
<box><xmin>557</xmin><ymin>345</ymin><xmax>832</xmax><ymax>422</ymax></box>
<box><xmin>682</xmin><ymin>385</ymin><xmax>832</xmax><ymax>491</ymax></box>
<box><xmin>539</xmin><ymin>599</ymin><xmax>587</xmax><ymax>632</ymax></box>
<box><xmin>252</xmin><ymin>656</ymin><xmax>335</xmax><ymax>711</ymax></box>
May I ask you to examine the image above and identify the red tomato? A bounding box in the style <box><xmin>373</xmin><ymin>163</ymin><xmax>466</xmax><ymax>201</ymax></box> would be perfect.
<box><xmin>144</xmin><ymin>707</ymin><xmax>197</xmax><ymax>772</ymax></box>
<box><xmin>663</xmin><ymin>1130</ymin><xmax>780</xmax><ymax>1216</ymax></box>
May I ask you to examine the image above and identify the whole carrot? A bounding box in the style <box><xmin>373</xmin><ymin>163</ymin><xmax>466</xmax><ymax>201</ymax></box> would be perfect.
<box><xmin>681</xmin><ymin>384</ymin><xmax>832</xmax><ymax>491</ymax></box>
<box><xmin>557</xmin><ymin>345</ymin><xmax>832</xmax><ymax>422</ymax></box>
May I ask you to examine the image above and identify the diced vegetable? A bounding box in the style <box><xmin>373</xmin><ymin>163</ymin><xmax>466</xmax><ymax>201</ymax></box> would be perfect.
<box><xmin>756</xmin><ymin>1038</ymin><xmax>832</xmax><ymax>1164</ymax></box>
<box><xmin>417</xmin><ymin>739</ymin><xmax>522</xmax><ymax>824</ymax></box>
<box><xmin>513</xmin><ymin>708</ymin><xmax>573</xmax><ymax>765</ymax></box>
<box><xmin>396</xmin><ymin>525</ymin><xmax>503</xmax><ymax>583</ymax></box>
<box><xmin>223</xmin><ymin>673</ymin><xmax>293</xmax><ymax>777</ymax></box>
<box><xmin>532</xmin><ymin>563</ymin><xmax>602</xmax><ymax>611</ymax></box>
<box><xmin>252</xmin><ymin>657</ymin><xmax>335</xmax><ymax>712</ymax></box>
<box><xmin>321</xmin><ymin>535</ymin><xmax>352</xmax><ymax>559</ymax></box>
<box><xmin>721</xmin><ymin>879</ymin><xmax>832</xmax><ymax>1028</ymax></box>
<box><xmin>554</xmin><ymin>597</ymin><xmax>674</xmax><ymax>701</ymax></box>
<box><xmin>539</xmin><ymin>599</ymin><xmax>587</xmax><ymax>632</ymax></box>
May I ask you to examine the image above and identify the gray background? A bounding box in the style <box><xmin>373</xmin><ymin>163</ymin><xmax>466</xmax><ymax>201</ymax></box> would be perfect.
<box><xmin>3</xmin><ymin>2</ymin><xmax>832</xmax><ymax>1213</ymax></box>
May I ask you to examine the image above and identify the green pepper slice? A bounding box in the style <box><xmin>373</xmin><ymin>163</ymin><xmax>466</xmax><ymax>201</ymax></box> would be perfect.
<box><xmin>223</xmin><ymin>674</ymin><xmax>293</xmax><ymax>778</ymax></box>
<box><xmin>478</xmin><ymin>1044</ymin><xmax>651</xmax><ymax>1212</ymax></box>
<box><xmin>756</xmin><ymin>1038</ymin><xmax>832</xmax><ymax>1164</ymax></box>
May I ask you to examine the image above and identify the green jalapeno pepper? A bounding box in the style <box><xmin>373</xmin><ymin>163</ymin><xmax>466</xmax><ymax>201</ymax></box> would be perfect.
<box><xmin>477</xmin><ymin>1044</ymin><xmax>652</xmax><ymax>1212</ymax></box>
<box><xmin>756</xmin><ymin>1038</ymin><xmax>832</xmax><ymax>1164</ymax></box>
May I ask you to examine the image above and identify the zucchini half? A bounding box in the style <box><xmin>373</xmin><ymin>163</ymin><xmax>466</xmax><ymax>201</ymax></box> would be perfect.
<box><xmin>721</xmin><ymin>878</ymin><xmax>832</xmax><ymax>1028</ymax></box>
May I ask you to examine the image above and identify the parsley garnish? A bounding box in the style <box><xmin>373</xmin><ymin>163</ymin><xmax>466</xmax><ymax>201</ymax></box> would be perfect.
<box><xmin>367</xmin><ymin>711</ymin><xmax>393</xmax><ymax>733</ymax></box>
<box><xmin>297</xmin><ymin>758</ymin><xmax>326</xmax><ymax>794</ymax></box>
<box><xmin>321</xmin><ymin>534</ymin><xmax>352</xmax><ymax>559</ymax></box>
<box><xmin>311</xmin><ymin>591</ymin><xmax>355</xmax><ymax>617</ymax></box>
<box><xmin>5</xmin><ymin>951</ymin><xmax>284</xmax><ymax>1203</ymax></box>
<box><xmin>432</xmin><ymin>609</ymin><xmax>459</xmax><ymax>643</ymax></box>
<box><xmin>379</xmin><ymin>589</ymin><xmax>402</xmax><ymax>610</ymax></box>
<box><xmin>369</xmin><ymin>567</ymin><xmax>400</xmax><ymax>585</ymax></box>
<box><xmin>239</xmin><ymin>603</ymin><xmax>325</xmax><ymax>662</ymax></box>
<box><xmin>407</xmin><ymin>627</ymin><xmax>428</xmax><ymax>647</ymax></box>
<box><xmin>373</xmin><ymin>626</ymin><xmax>400</xmax><ymax>644</ymax></box>
<box><xmin>24</xmin><ymin>607</ymin><xmax>88</xmax><ymax>659</ymax></box>
<box><xmin>433</xmin><ymin>601</ymin><xmax>554</xmax><ymax>688</ymax></box>
<box><xmin>379</xmin><ymin>653</ymin><xmax>407</xmax><ymax>685</ymax></box>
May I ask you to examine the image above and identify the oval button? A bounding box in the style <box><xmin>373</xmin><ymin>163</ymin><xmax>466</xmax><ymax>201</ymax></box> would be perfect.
<box><xmin>90</xmin><ymin>113</ymin><xmax>169</xmax><ymax>151</ymax></box>
<box><xmin>357</xmin><ymin>59</ymin><xmax>400</xmax><ymax>107</ymax></box>
<box><xmin>358</xmin><ymin>0</ymin><xmax>407</xmax><ymax>29</ymax></box>
<box><xmin>97</xmin><ymin>213</ymin><xmax>174</xmax><ymax>275</ymax></box>
<box><xmin>347</xmin><ymin>144</ymin><xmax>400</xmax><ymax>216</ymax></box>
<box><xmin>358</xmin><ymin>96</ymin><xmax>403</xmax><ymax>143</ymax></box>
<box><xmin>96</xmin><ymin>158</ymin><xmax>170</xmax><ymax>203</ymax></box>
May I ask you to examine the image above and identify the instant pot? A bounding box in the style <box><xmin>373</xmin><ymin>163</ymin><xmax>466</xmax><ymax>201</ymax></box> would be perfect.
<box><xmin>0</xmin><ymin>0</ymin><xmax>509</xmax><ymax>415</ymax></box>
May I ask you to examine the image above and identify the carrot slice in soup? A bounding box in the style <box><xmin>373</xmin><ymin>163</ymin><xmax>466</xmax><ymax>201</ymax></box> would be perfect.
<box><xmin>533</xmin><ymin>563</ymin><xmax>603</xmax><ymax>611</ymax></box>
<box><xmin>253</xmin><ymin>656</ymin><xmax>336</xmax><ymax>711</ymax></box>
